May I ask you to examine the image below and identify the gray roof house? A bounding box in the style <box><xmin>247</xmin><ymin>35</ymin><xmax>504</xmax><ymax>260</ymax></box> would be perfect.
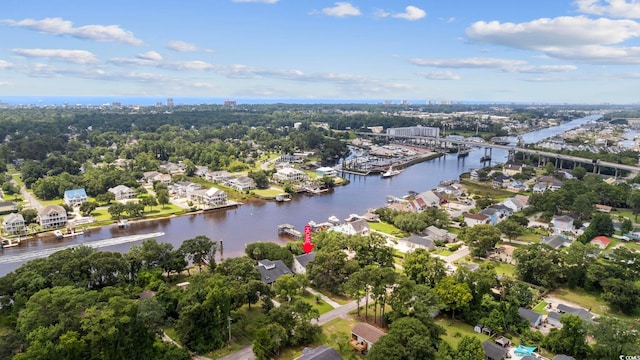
<box><xmin>2</xmin><ymin>213</ymin><xmax>25</xmax><ymax>235</ymax></box>
<box><xmin>482</xmin><ymin>340</ymin><xmax>508</xmax><ymax>360</ymax></box>
<box><xmin>556</xmin><ymin>304</ymin><xmax>596</xmax><ymax>322</ymax></box>
<box><xmin>405</xmin><ymin>235</ymin><xmax>436</xmax><ymax>251</ymax></box>
<box><xmin>542</xmin><ymin>235</ymin><xmax>573</xmax><ymax>249</ymax></box>
<box><xmin>547</xmin><ymin>311</ymin><xmax>564</xmax><ymax>328</ymax></box>
<box><xmin>255</xmin><ymin>259</ymin><xmax>292</xmax><ymax>285</ymax></box>
<box><xmin>553</xmin><ymin>356</ymin><xmax>577</xmax><ymax>360</ymax></box>
<box><xmin>292</xmin><ymin>252</ymin><xmax>316</xmax><ymax>274</ymax></box>
<box><xmin>296</xmin><ymin>346</ymin><xmax>342</xmax><ymax>360</ymax></box>
<box><xmin>518</xmin><ymin>307</ymin><xmax>543</xmax><ymax>327</ymax></box>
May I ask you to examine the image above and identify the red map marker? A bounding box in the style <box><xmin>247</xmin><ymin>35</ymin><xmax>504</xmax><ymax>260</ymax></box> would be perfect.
<box><xmin>302</xmin><ymin>225</ymin><xmax>314</xmax><ymax>254</ymax></box>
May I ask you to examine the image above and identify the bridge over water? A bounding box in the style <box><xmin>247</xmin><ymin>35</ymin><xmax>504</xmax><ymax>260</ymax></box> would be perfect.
<box><xmin>355</xmin><ymin>132</ymin><xmax>640</xmax><ymax>176</ymax></box>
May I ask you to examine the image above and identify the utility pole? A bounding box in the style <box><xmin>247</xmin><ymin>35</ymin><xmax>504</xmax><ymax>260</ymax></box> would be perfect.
<box><xmin>228</xmin><ymin>316</ymin><xmax>232</xmax><ymax>348</ymax></box>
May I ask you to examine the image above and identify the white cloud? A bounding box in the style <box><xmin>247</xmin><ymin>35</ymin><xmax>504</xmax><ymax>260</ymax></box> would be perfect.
<box><xmin>373</xmin><ymin>9</ymin><xmax>391</xmax><ymax>19</ymax></box>
<box><xmin>575</xmin><ymin>0</ymin><xmax>640</xmax><ymax>19</ymax></box>
<box><xmin>2</xmin><ymin>17</ymin><xmax>143</xmax><ymax>45</ymax></box>
<box><xmin>166</xmin><ymin>40</ymin><xmax>207</xmax><ymax>52</ymax></box>
<box><xmin>0</xmin><ymin>60</ymin><xmax>12</xmax><ymax>69</ymax></box>
<box><xmin>392</xmin><ymin>6</ymin><xmax>427</xmax><ymax>21</ymax></box>
<box><xmin>322</xmin><ymin>2</ymin><xmax>361</xmax><ymax>17</ymax></box>
<box><xmin>421</xmin><ymin>71</ymin><xmax>461</xmax><ymax>80</ymax></box>
<box><xmin>0</xmin><ymin>81</ymin><xmax>10</xmax><ymax>86</ymax></box>
<box><xmin>410</xmin><ymin>57</ymin><xmax>527</xmax><ymax>69</ymax></box>
<box><xmin>137</xmin><ymin>51</ymin><xmax>162</xmax><ymax>61</ymax></box>
<box><xmin>541</xmin><ymin>44</ymin><xmax>640</xmax><ymax>64</ymax></box>
<box><xmin>11</xmin><ymin>48</ymin><xmax>97</xmax><ymax>64</ymax></box>
<box><xmin>232</xmin><ymin>0</ymin><xmax>278</xmax><ymax>3</ymax></box>
<box><xmin>510</xmin><ymin>65</ymin><xmax>578</xmax><ymax>73</ymax></box>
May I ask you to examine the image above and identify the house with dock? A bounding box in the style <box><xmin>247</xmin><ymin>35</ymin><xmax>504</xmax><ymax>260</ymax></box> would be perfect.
<box><xmin>64</xmin><ymin>188</ymin><xmax>88</xmax><ymax>207</ymax></box>
<box><xmin>2</xmin><ymin>213</ymin><xmax>25</xmax><ymax>235</ymax></box>
<box><xmin>38</xmin><ymin>205</ymin><xmax>68</xmax><ymax>229</ymax></box>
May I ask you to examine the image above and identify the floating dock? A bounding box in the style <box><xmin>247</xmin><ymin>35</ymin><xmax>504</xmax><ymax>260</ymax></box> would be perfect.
<box><xmin>277</xmin><ymin>224</ymin><xmax>302</xmax><ymax>240</ymax></box>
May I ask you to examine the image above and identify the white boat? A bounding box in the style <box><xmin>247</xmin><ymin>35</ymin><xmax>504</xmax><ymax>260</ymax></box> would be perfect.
<box><xmin>381</xmin><ymin>166</ymin><xmax>402</xmax><ymax>178</ymax></box>
<box><xmin>53</xmin><ymin>230</ymin><xmax>63</xmax><ymax>239</ymax></box>
<box><xmin>275</xmin><ymin>193</ymin><xmax>292</xmax><ymax>202</ymax></box>
<box><xmin>344</xmin><ymin>213</ymin><xmax>361</xmax><ymax>222</ymax></box>
<box><xmin>328</xmin><ymin>216</ymin><xmax>340</xmax><ymax>224</ymax></box>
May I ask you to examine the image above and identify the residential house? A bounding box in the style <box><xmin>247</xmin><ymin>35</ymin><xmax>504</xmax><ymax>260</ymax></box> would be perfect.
<box><xmin>503</xmin><ymin>162</ymin><xmax>523</xmax><ymax>176</ymax></box>
<box><xmin>227</xmin><ymin>176</ymin><xmax>257</xmax><ymax>192</ymax></box>
<box><xmin>424</xmin><ymin>225</ymin><xmax>456</xmax><ymax>243</ymax></box>
<box><xmin>470</xmin><ymin>169</ymin><xmax>480</xmax><ymax>181</ymax></box>
<box><xmin>296</xmin><ymin>346</ymin><xmax>342</xmax><ymax>360</ymax></box>
<box><xmin>416</xmin><ymin>190</ymin><xmax>442</xmax><ymax>208</ymax></box>
<box><xmin>170</xmin><ymin>181</ymin><xmax>202</xmax><ymax>197</ymax></box>
<box><xmin>503</xmin><ymin>197</ymin><xmax>524</xmax><ymax>213</ymax></box>
<box><xmin>556</xmin><ymin>304</ymin><xmax>596</xmax><ymax>323</ymax></box>
<box><xmin>194</xmin><ymin>166</ymin><xmax>209</xmax><ymax>177</ymax></box>
<box><xmin>492</xmin><ymin>174</ymin><xmax>511</xmax><ymax>189</ymax></box>
<box><xmin>551</xmin><ymin>215</ymin><xmax>575</xmax><ymax>234</ymax></box>
<box><xmin>480</xmin><ymin>208</ymin><xmax>500</xmax><ymax>225</ymax></box>
<box><xmin>2</xmin><ymin>213</ymin><xmax>25</xmax><ymax>235</ymax></box>
<box><xmin>159</xmin><ymin>161</ymin><xmax>184</xmax><ymax>175</ymax></box>
<box><xmin>507</xmin><ymin>180</ymin><xmax>526</xmax><ymax>192</ymax></box>
<box><xmin>542</xmin><ymin>235</ymin><xmax>572</xmax><ymax>249</ymax></box>
<box><xmin>547</xmin><ymin>311</ymin><xmax>564</xmax><ymax>328</ymax></box>
<box><xmin>463</xmin><ymin>213</ymin><xmax>490</xmax><ymax>227</ymax></box>
<box><xmin>142</xmin><ymin>171</ymin><xmax>162</xmax><ymax>183</ymax></box>
<box><xmin>279</xmin><ymin>154</ymin><xmax>305</xmax><ymax>163</ymax></box>
<box><xmin>549</xmin><ymin>180</ymin><xmax>563</xmax><ymax>191</ymax></box>
<box><xmin>514</xmin><ymin>194</ymin><xmax>529</xmax><ymax>208</ymax></box>
<box><xmin>590</xmin><ymin>236</ymin><xmax>611</xmax><ymax>250</ymax></box>
<box><xmin>188</xmin><ymin>188</ymin><xmax>228</xmax><ymax>207</ymax></box>
<box><xmin>532</xmin><ymin>182</ymin><xmax>548</xmax><ymax>194</ymax></box>
<box><xmin>0</xmin><ymin>201</ymin><xmax>18</xmax><ymax>214</ymax></box>
<box><xmin>625</xmin><ymin>228</ymin><xmax>640</xmax><ymax>240</ymax></box>
<box><xmin>553</xmin><ymin>355</ymin><xmax>577</xmax><ymax>360</ymax></box>
<box><xmin>408</xmin><ymin>197</ymin><xmax>428</xmax><ymax>213</ymax></box>
<box><xmin>292</xmin><ymin>252</ymin><xmax>316</xmax><ymax>274</ymax></box>
<box><xmin>273</xmin><ymin>168</ymin><xmax>308</xmax><ymax>183</ymax></box>
<box><xmin>482</xmin><ymin>340</ymin><xmax>508</xmax><ymax>360</ymax></box>
<box><xmin>404</xmin><ymin>234</ymin><xmax>435</xmax><ymax>251</ymax></box>
<box><xmin>38</xmin><ymin>205</ymin><xmax>68</xmax><ymax>229</ymax></box>
<box><xmin>350</xmin><ymin>323</ymin><xmax>385</xmax><ymax>355</ymax></box>
<box><xmin>316</xmin><ymin>167</ymin><xmax>338</xmax><ymax>177</ymax></box>
<box><xmin>518</xmin><ymin>307</ymin><xmax>543</xmax><ymax>327</ymax></box>
<box><xmin>108</xmin><ymin>185</ymin><xmax>136</xmax><ymax>200</ymax></box>
<box><xmin>64</xmin><ymin>188</ymin><xmax>88</xmax><ymax>207</ymax></box>
<box><xmin>153</xmin><ymin>173</ymin><xmax>172</xmax><ymax>185</ymax></box>
<box><xmin>488</xmin><ymin>204</ymin><xmax>512</xmax><ymax>219</ymax></box>
<box><xmin>595</xmin><ymin>204</ymin><xmax>612</xmax><ymax>213</ymax></box>
<box><xmin>345</xmin><ymin>219</ymin><xmax>370</xmax><ymax>236</ymax></box>
<box><xmin>205</xmin><ymin>170</ymin><xmax>231</xmax><ymax>182</ymax></box>
<box><xmin>254</xmin><ymin>259</ymin><xmax>292</xmax><ymax>285</ymax></box>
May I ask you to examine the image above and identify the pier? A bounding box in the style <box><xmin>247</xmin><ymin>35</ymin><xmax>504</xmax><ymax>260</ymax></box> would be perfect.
<box><xmin>277</xmin><ymin>224</ymin><xmax>302</xmax><ymax>240</ymax></box>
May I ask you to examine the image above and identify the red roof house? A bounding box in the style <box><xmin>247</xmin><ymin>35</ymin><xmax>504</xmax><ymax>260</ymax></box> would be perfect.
<box><xmin>590</xmin><ymin>236</ymin><xmax>611</xmax><ymax>250</ymax></box>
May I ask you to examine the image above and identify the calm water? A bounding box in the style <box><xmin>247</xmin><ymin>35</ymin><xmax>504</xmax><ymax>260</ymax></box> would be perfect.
<box><xmin>0</xmin><ymin>115</ymin><xmax>601</xmax><ymax>276</ymax></box>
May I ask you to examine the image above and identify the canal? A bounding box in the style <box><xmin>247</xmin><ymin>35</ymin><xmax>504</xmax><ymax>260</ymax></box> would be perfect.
<box><xmin>0</xmin><ymin>114</ymin><xmax>601</xmax><ymax>276</ymax></box>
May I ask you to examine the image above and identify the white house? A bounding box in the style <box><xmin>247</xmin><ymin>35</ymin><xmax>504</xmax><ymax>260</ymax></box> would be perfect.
<box><xmin>292</xmin><ymin>252</ymin><xmax>316</xmax><ymax>274</ymax></box>
<box><xmin>551</xmin><ymin>215</ymin><xmax>575</xmax><ymax>234</ymax></box>
<box><xmin>108</xmin><ymin>185</ymin><xmax>136</xmax><ymax>200</ymax></box>
<box><xmin>38</xmin><ymin>205</ymin><xmax>68</xmax><ymax>229</ymax></box>
<box><xmin>64</xmin><ymin>189</ymin><xmax>88</xmax><ymax>207</ymax></box>
<box><xmin>463</xmin><ymin>213</ymin><xmax>490</xmax><ymax>227</ymax></box>
<box><xmin>188</xmin><ymin>187</ymin><xmax>228</xmax><ymax>207</ymax></box>
<box><xmin>273</xmin><ymin>168</ymin><xmax>308</xmax><ymax>183</ymax></box>
<box><xmin>316</xmin><ymin>167</ymin><xmax>338</xmax><ymax>178</ymax></box>
<box><xmin>227</xmin><ymin>176</ymin><xmax>257</xmax><ymax>191</ymax></box>
<box><xmin>2</xmin><ymin>213</ymin><xmax>25</xmax><ymax>235</ymax></box>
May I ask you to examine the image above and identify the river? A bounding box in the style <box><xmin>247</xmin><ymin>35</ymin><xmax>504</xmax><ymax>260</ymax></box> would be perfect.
<box><xmin>0</xmin><ymin>114</ymin><xmax>601</xmax><ymax>276</ymax></box>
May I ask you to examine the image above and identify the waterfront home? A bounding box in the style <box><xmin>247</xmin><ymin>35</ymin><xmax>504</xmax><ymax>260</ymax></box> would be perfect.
<box><xmin>170</xmin><ymin>181</ymin><xmax>202</xmax><ymax>197</ymax></box>
<box><xmin>350</xmin><ymin>323</ymin><xmax>385</xmax><ymax>355</ymax></box>
<box><xmin>255</xmin><ymin>259</ymin><xmax>292</xmax><ymax>285</ymax></box>
<box><xmin>345</xmin><ymin>219</ymin><xmax>371</xmax><ymax>236</ymax></box>
<box><xmin>273</xmin><ymin>168</ymin><xmax>309</xmax><ymax>183</ymax></box>
<box><xmin>316</xmin><ymin>167</ymin><xmax>338</xmax><ymax>177</ymax></box>
<box><xmin>297</xmin><ymin>346</ymin><xmax>342</xmax><ymax>360</ymax></box>
<box><xmin>205</xmin><ymin>170</ymin><xmax>231</xmax><ymax>182</ymax></box>
<box><xmin>492</xmin><ymin>174</ymin><xmax>511</xmax><ymax>189</ymax></box>
<box><xmin>502</xmin><ymin>162</ymin><xmax>523</xmax><ymax>176</ymax></box>
<box><xmin>292</xmin><ymin>252</ymin><xmax>316</xmax><ymax>274</ymax></box>
<box><xmin>404</xmin><ymin>234</ymin><xmax>436</xmax><ymax>251</ymax></box>
<box><xmin>416</xmin><ymin>190</ymin><xmax>442</xmax><ymax>208</ymax></box>
<box><xmin>551</xmin><ymin>215</ymin><xmax>575</xmax><ymax>234</ymax></box>
<box><xmin>159</xmin><ymin>161</ymin><xmax>184</xmax><ymax>175</ymax></box>
<box><xmin>108</xmin><ymin>185</ymin><xmax>136</xmax><ymax>200</ymax></box>
<box><xmin>227</xmin><ymin>176</ymin><xmax>257</xmax><ymax>192</ymax></box>
<box><xmin>2</xmin><ymin>213</ymin><xmax>25</xmax><ymax>235</ymax></box>
<box><xmin>507</xmin><ymin>180</ymin><xmax>526</xmax><ymax>192</ymax></box>
<box><xmin>470</xmin><ymin>169</ymin><xmax>480</xmax><ymax>181</ymax></box>
<box><xmin>64</xmin><ymin>188</ymin><xmax>88</xmax><ymax>207</ymax></box>
<box><xmin>463</xmin><ymin>212</ymin><xmax>490</xmax><ymax>227</ymax></box>
<box><xmin>590</xmin><ymin>235</ymin><xmax>611</xmax><ymax>250</ymax></box>
<box><xmin>0</xmin><ymin>201</ymin><xmax>18</xmax><ymax>214</ymax></box>
<box><xmin>408</xmin><ymin>197</ymin><xmax>428</xmax><ymax>213</ymax></box>
<box><xmin>188</xmin><ymin>187</ymin><xmax>228</xmax><ymax>207</ymax></box>
<box><xmin>518</xmin><ymin>307</ymin><xmax>543</xmax><ymax>327</ymax></box>
<box><xmin>38</xmin><ymin>204</ymin><xmax>68</xmax><ymax>229</ymax></box>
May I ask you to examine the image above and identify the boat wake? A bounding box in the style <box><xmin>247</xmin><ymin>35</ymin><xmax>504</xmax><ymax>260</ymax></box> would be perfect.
<box><xmin>0</xmin><ymin>232</ymin><xmax>165</xmax><ymax>264</ymax></box>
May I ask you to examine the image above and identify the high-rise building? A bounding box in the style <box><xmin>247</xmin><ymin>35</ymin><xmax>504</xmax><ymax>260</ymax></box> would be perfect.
<box><xmin>386</xmin><ymin>125</ymin><xmax>440</xmax><ymax>138</ymax></box>
<box><xmin>167</xmin><ymin>98</ymin><xmax>174</xmax><ymax>107</ymax></box>
<box><xmin>223</xmin><ymin>99</ymin><xmax>237</xmax><ymax>107</ymax></box>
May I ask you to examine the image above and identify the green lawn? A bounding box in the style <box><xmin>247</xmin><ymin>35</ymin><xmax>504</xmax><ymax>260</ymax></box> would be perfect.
<box><xmin>369</xmin><ymin>222</ymin><xmax>405</xmax><ymax>237</ymax></box>
<box><xmin>436</xmin><ymin>317</ymin><xmax>490</xmax><ymax>349</ymax></box>
<box><xmin>460</xmin><ymin>179</ymin><xmax>515</xmax><ymax>198</ymax></box>
<box><xmin>490</xmin><ymin>261</ymin><xmax>516</xmax><ymax>277</ymax></box>
<box><xmin>549</xmin><ymin>288</ymin><xmax>627</xmax><ymax>318</ymax></box>
<box><xmin>434</xmin><ymin>248</ymin><xmax>453</xmax><ymax>256</ymax></box>
<box><xmin>623</xmin><ymin>242</ymin><xmax>640</xmax><ymax>251</ymax></box>
<box><xmin>533</xmin><ymin>301</ymin><xmax>549</xmax><ymax>315</ymax></box>
<box><xmin>299</xmin><ymin>292</ymin><xmax>334</xmax><ymax>315</ymax></box>
<box><xmin>253</xmin><ymin>188</ymin><xmax>286</xmax><ymax>199</ymax></box>
<box><xmin>517</xmin><ymin>233</ymin><xmax>542</xmax><ymax>243</ymax></box>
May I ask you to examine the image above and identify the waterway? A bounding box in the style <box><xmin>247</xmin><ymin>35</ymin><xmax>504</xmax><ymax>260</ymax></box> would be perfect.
<box><xmin>0</xmin><ymin>114</ymin><xmax>601</xmax><ymax>276</ymax></box>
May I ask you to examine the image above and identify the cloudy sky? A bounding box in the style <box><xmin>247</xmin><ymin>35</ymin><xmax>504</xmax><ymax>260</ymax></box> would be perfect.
<box><xmin>2</xmin><ymin>0</ymin><xmax>640</xmax><ymax>104</ymax></box>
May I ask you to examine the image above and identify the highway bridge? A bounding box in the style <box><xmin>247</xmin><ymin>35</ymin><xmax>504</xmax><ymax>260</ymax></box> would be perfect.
<box><xmin>355</xmin><ymin>132</ymin><xmax>640</xmax><ymax>175</ymax></box>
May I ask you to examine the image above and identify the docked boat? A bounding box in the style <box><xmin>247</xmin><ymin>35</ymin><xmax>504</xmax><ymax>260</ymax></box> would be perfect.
<box><xmin>328</xmin><ymin>216</ymin><xmax>340</xmax><ymax>224</ymax></box>
<box><xmin>344</xmin><ymin>213</ymin><xmax>361</xmax><ymax>222</ymax></box>
<box><xmin>275</xmin><ymin>193</ymin><xmax>292</xmax><ymax>202</ymax></box>
<box><xmin>53</xmin><ymin>230</ymin><xmax>63</xmax><ymax>239</ymax></box>
<box><xmin>381</xmin><ymin>166</ymin><xmax>402</xmax><ymax>178</ymax></box>
<box><xmin>118</xmin><ymin>219</ymin><xmax>130</xmax><ymax>228</ymax></box>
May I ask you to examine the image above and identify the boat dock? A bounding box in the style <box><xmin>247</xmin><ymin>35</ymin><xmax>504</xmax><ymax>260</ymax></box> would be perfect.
<box><xmin>277</xmin><ymin>224</ymin><xmax>302</xmax><ymax>240</ymax></box>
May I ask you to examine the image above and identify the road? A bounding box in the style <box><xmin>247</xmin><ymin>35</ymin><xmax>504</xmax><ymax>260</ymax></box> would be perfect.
<box><xmin>16</xmin><ymin>182</ymin><xmax>43</xmax><ymax>210</ymax></box>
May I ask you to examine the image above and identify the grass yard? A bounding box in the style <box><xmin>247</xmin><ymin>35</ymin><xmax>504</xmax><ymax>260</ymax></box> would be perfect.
<box><xmin>550</xmin><ymin>288</ymin><xmax>615</xmax><ymax>317</ymax></box>
<box><xmin>533</xmin><ymin>301</ymin><xmax>549</xmax><ymax>315</ymax></box>
<box><xmin>460</xmin><ymin>179</ymin><xmax>515</xmax><ymax>198</ymax></box>
<box><xmin>205</xmin><ymin>303</ymin><xmax>268</xmax><ymax>359</ymax></box>
<box><xmin>623</xmin><ymin>241</ymin><xmax>640</xmax><ymax>251</ymax></box>
<box><xmin>299</xmin><ymin>292</ymin><xmax>335</xmax><ymax>315</ymax></box>
<box><xmin>252</xmin><ymin>188</ymin><xmax>286</xmax><ymax>199</ymax></box>
<box><xmin>435</xmin><ymin>248</ymin><xmax>453</xmax><ymax>256</ymax></box>
<box><xmin>369</xmin><ymin>222</ymin><xmax>405</xmax><ymax>237</ymax></box>
<box><xmin>436</xmin><ymin>317</ymin><xmax>490</xmax><ymax>349</ymax></box>
<box><xmin>490</xmin><ymin>261</ymin><xmax>516</xmax><ymax>277</ymax></box>
<box><xmin>516</xmin><ymin>233</ymin><xmax>542</xmax><ymax>243</ymax></box>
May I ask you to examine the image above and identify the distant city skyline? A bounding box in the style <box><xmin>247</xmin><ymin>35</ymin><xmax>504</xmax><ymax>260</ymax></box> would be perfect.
<box><xmin>2</xmin><ymin>1</ymin><xmax>640</xmax><ymax>104</ymax></box>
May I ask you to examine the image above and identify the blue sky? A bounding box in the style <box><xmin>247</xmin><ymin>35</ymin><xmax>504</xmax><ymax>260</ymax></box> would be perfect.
<box><xmin>2</xmin><ymin>0</ymin><xmax>640</xmax><ymax>104</ymax></box>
